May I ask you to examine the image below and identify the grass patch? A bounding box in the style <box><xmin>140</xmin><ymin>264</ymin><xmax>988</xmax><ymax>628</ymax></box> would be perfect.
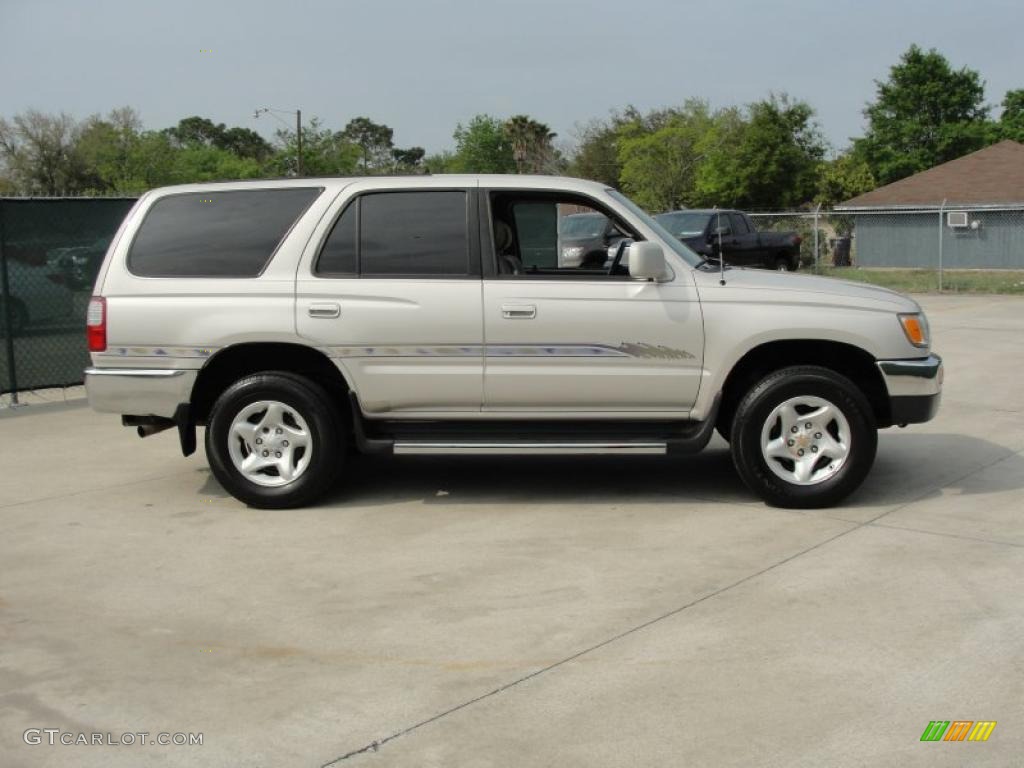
<box><xmin>809</xmin><ymin>267</ymin><xmax>1024</xmax><ymax>294</ymax></box>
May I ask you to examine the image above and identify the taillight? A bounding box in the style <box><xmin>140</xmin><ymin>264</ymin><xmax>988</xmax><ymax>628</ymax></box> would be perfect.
<box><xmin>87</xmin><ymin>296</ymin><xmax>106</xmax><ymax>352</ymax></box>
<box><xmin>793</xmin><ymin>235</ymin><xmax>803</xmax><ymax>246</ymax></box>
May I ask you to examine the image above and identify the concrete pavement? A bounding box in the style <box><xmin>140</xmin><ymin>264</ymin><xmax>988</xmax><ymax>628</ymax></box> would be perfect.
<box><xmin>1</xmin><ymin>294</ymin><xmax>1022</xmax><ymax>767</ymax></box>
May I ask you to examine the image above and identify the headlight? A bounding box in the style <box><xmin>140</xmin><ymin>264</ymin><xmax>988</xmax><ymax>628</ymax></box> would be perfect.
<box><xmin>898</xmin><ymin>312</ymin><xmax>929</xmax><ymax>348</ymax></box>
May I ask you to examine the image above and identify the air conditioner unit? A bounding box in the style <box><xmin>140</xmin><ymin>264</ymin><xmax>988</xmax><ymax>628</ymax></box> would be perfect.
<box><xmin>947</xmin><ymin>211</ymin><xmax>969</xmax><ymax>228</ymax></box>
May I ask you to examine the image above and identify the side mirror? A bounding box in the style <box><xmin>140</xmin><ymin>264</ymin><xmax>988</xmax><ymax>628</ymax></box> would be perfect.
<box><xmin>628</xmin><ymin>242</ymin><xmax>668</xmax><ymax>281</ymax></box>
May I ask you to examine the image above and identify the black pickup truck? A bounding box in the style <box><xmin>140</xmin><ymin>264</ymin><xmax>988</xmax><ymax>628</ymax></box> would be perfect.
<box><xmin>655</xmin><ymin>209</ymin><xmax>802</xmax><ymax>271</ymax></box>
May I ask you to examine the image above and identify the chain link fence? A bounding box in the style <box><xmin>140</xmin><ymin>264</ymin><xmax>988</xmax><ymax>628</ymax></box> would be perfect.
<box><xmin>0</xmin><ymin>197</ymin><xmax>137</xmax><ymax>400</ymax></box>
<box><xmin>749</xmin><ymin>206</ymin><xmax>1024</xmax><ymax>280</ymax></box>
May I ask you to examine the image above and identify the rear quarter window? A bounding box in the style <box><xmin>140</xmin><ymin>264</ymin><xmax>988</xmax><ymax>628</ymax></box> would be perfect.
<box><xmin>127</xmin><ymin>187</ymin><xmax>322</xmax><ymax>277</ymax></box>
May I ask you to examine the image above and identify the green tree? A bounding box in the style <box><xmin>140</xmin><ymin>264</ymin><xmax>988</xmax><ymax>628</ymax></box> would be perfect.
<box><xmin>270</xmin><ymin>118</ymin><xmax>361</xmax><ymax>176</ymax></box>
<box><xmin>164</xmin><ymin>116</ymin><xmax>272</xmax><ymax>161</ymax></box>
<box><xmin>391</xmin><ymin>146</ymin><xmax>426</xmax><ymax>173</ymax></box>
<box><xmin>697</xmin><ymin>95</ymin><xmax>825</xmax><ymax>209</ymax></box>
<box><xmin>76</xmin><ymin>107</ymin><xmax>156</xmax><ymax>193</ymax></box>
<box><xmin>854</xmin><ymin>45</ymin><xmax>990</xmax><ymax>185</ymax></box>
<box><xmin>568</xmin><ymin>107</ymin><xmax>687</xmax><ymax>189</ymax></box>
<box><xmin>997</xmin><ymin>89</ymin><xmax>1024</xmax><ymax>142</ymax></box>
<box><xmin>422</xmin><ymin>151</ymin><xmax>454</xmax><ymax>173</ymax></box>
<box><xmin>169</xmin><ymin>145</ymin><xmax>261</xmax><ymax>183</ymax></box>
<box><xmin>164</xmin><ymin>116</ymin><xmax>223</xmax><ymax>146</ymax></box>
<box><xmin>128</xmin><ymin>131</ymin><xmax>179</xmax><ymax>190</ymax></box>
<box><xmin>617</xmin><ymin>100</ymin><xmax>718</xmax><ymax>211</ymax></box>
<box><xmin>80</xmin><ymin>109</ymin><xmax>257</xmax><ymax>193</ymax></box>
<box><xmin>568</xmin><ymin>116</ymin><xmax>622</xmax><ymax>187</ymax></box>
<box><xmin>77</xmin><ymin>115</ymin><xmax>132</xmax><ymax>191</ymax></box>
<box><xmin>341</xmin><ymin>116</ymin><xmax>394</xmax><ymax>172</ymax></box>
<box><xmin>217</xmin><ymin>126</ymin><xmax>274</xmax><ymax>162</ymax></box>
<box><xmin>164</xmin><ymin>116</ymin><xmax>224</xmax><ymax>147</ymax></box>
<box><xmin>815</xmin><ymin>151</ymin><xmax>876</xmax><ymax>207</ymax></box>
<box><xmin>448</xmin><ymin>115</ymin><xmax>516</xmax><ymax>173</ymax></box>
<box><xmin>0</xmin><ymin>110</ymin><xmax>88</xmax><ymax>195</ymax></box>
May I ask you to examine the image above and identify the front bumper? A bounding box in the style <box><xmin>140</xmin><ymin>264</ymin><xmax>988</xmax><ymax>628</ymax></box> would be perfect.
<box><xmin>876</xmin><ymin>354</ymin><xmax>943</xmax><ymax>425</ymax></box>
<box><xmin>85</xmin><ymin>367</ymin><xmax>197</xmax><ymax>418</ymax></box>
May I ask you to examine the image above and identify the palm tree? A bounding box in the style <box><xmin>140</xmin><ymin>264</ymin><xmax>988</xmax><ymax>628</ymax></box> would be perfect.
<box><xmin>504</xmin><ymin>115</ymin><xmax>557</xmax><ymax>174</ymax></box>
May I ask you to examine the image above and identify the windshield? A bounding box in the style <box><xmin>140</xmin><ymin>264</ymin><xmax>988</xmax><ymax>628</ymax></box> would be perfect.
<box><xmin>607</xmin><ymin>190</ymin><xmax>702</xmax><ymax>267</ymax></box>
<box><xmin>559</xmin><ymin>213</ymin><xmax>607</xmax><ymax>238</ymax></box>
<box><xmin>654</xmin><ymin>212</ymin><xmax>712</xmax><ymax>237</ymax></box>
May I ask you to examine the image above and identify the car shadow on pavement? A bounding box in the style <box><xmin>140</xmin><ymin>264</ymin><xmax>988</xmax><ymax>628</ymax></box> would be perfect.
<box><xmin>195</xmin><ymin>439</ymin><xmax>749</xmax><ymax>507</ymax></box>
<box><xmin>845</xmin><ymin>431</ymin><xmax>1024</xmax><ymax>508</ymax></box>
<box><xmin>332</xmin><ymin>447</ymin><xmax>751</xmax><ymax>507</ymax></box>
<box><xmin>194</xmin><ymin>432</ymin><xmax>1024</xmax><ymax>510</ymax></box>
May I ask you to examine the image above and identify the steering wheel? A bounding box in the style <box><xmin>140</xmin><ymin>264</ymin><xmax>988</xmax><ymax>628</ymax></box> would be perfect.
<box><xmin>607</xmin><ymin>238</ymin><xmax>633</xmax><ymax>276</ymax></box>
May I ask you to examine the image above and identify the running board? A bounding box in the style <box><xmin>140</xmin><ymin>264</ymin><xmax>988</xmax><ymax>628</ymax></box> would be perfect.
<box><xmin>348</xmin><ymin>392</ymin><xmax>720</xmax><ymax>457</ymax></box>
<box><xmin>393</xmin><ymin>442</ymin><xmax>667</xmax><ymax>455</ymax></box>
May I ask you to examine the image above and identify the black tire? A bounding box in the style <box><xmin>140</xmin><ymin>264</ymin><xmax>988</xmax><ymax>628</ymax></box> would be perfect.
<box><xmin>729</xmin><ymin>366</ymin><xmax>877</xmax><ymax>508</ymax></box>
<box><xmin>774</xmin><ymin>256</ymin><xmax>791</xmax><ymax>272</ymax></box>
<box><xmin>205</xmin><ymin>371</ymin><xmax>345</xmax><ymax>509</ymax></box>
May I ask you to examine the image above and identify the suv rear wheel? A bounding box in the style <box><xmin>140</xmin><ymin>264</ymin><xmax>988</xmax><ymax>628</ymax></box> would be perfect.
<box><xmin>729</xmin><ymin>366</ymin><xmax>876</xmax><ymax>508</ymax></box>
<box><xmin>205</xmin><ymin>372</ymin><xmax>344</xmax><ymax>508</ymax></box>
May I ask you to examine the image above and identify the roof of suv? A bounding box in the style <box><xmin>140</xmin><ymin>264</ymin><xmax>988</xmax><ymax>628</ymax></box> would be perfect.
<box><xmin>144</xmin><ymin>174</ymin><xmax>613</xmax><ymax>197</ymax></box>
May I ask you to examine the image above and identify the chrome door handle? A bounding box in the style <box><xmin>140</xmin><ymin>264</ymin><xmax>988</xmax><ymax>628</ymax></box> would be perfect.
<box><xmin>501</xmin><ymin>304</ymin><xmax>536</xmax><ymax>319</ymax></box>
<box><xmin>308</xmin><ymin>303</ymin><xmax>341</xmax><ymax>319</ymax></box>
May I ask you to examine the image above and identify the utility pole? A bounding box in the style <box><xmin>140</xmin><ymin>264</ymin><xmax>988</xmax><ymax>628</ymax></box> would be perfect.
<box><xmin>938</xmin><ymin>198</ymin><xmax>947</xmax><ymax>292</ymax></box>
<box><xmin>296</xmin><ymin>109</ymin><xmax>302</xmax><ymax>176</ymax></box>
<box><xmin>813</xmin><ymin>203</ymin><xmax>821</xmax><ymax>272</ymax></box>
<box><xmin>255</xmin><ymin>107</ymin><xmax>303</xmax><ymax>176</ymax></box>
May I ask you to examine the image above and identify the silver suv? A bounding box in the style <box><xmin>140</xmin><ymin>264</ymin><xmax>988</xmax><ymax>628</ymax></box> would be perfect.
<box><xmin>84</xmin><ymin>175</ymin><xmax>942</xmax><ymax>509</ymax></box>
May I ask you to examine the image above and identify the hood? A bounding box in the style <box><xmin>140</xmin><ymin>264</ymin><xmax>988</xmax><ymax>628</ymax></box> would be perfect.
<box><xmin>693</xmin><ymin>267</ymin><xmax>921</xmax><ymax>313</ymax></box>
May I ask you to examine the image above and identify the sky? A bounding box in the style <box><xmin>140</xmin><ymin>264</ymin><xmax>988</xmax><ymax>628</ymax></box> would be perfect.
<box><xmin>2</xmin><ymin>0</ymin><xmax>1022</xmax><ymax>156</ymax></box>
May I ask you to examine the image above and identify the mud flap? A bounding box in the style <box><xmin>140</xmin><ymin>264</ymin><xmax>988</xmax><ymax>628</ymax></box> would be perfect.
<box><xmin>174</xmin><ymin>403</ymin><xmax>196</xmax><ymax>457</ymax></box>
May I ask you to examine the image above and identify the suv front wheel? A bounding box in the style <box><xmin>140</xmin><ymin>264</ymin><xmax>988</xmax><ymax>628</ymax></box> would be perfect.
<box><xmin>729</xmin><ymin>366</ymin><xmax>877</xmax><ymax>508</ymax></box>
<box><xmin>205</xmin><ymin>372</ymin><xmax>344</xmax><ymax>508</ymax></box>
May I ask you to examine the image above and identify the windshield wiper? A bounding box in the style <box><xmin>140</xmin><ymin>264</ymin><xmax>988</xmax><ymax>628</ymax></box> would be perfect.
<box><xmin>698</xmin><ymin>255</ymin><xmax>731</xmax><ymax>271</ymax></box>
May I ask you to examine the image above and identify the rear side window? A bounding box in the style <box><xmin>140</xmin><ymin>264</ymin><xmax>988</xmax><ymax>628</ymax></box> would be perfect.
<box><xmin>730</xmin><ymin>213</ymin><xmax>750</xmax><ymax>234</ymax></box>
<box><xmin>128</xmin><ymin>187</ymin><xmax>322</xmax><ymax>277</ymax></box>
<box><xmin>362</xmin><ymin>191</ymin><xmax>467</xmax><ymax>275</ymax></box>
<box><xmin>316</xmin><ymin>200</ymin><xmax>357</xmax><ymax>276</ymax></box>
<box><xmin>316</xmin><ymin>190</ymin><xmax>471</xmax><ymax>277</ymax></box>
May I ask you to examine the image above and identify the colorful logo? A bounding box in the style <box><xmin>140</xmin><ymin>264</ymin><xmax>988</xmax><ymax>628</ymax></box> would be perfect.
<box><xmin>920</xmin><ymin>721</ymin><xmax>996</xmax><ymax>742</ymax></box>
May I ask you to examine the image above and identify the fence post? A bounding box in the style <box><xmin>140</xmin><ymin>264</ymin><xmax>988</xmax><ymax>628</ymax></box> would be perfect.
<box><xmin>938</xmin><ymin>199</ymin><xmax>946</xmax><ymax>292</ymax></box>
<box><xmin>813</xmin><ymin>203</ymin><xmax>821</xmax><ymax>272</ymax></box>
<box><xmin>0</xmin><ymin>200</ymin><xmax>18</xmax><ymax>404</ymax></box>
